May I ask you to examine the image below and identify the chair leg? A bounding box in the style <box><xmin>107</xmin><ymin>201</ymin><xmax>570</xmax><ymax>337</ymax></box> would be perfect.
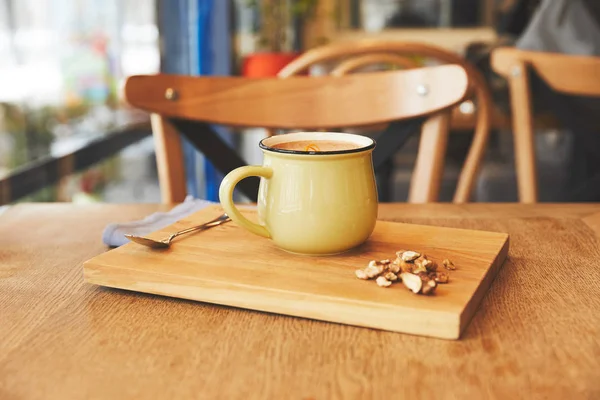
<box><xmin>151</xmin><ymin>114</ymin><xmax>187</xmax><ymax>204</ymax></box>
<box><xmin>453</xmin><ymin>85</ymin><xmax>492</xmax><ymax>203</ymax></box>
<box><xmin>408</xmin><ymin>112</ymin><xmax>450</xmax><ymax>203</ymax></box>
<box><xmin>508</xmin><ymin>63</ymin><xmax>538</xmax><ymax>203</ymax></box>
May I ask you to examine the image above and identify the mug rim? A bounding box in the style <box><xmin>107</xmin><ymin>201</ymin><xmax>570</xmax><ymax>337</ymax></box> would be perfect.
<box><xmin>259</xmin><ymin>132</ymin><xmax>376</xmax><ymax>155</ymax></box>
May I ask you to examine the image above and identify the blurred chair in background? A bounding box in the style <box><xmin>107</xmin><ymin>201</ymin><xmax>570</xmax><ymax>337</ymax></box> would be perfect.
<box><xmin>491</xmin><ymin>0</ymin><xmax>600</xmax><ymax>203</ymax></box>
<box><xmin>276</xmin><ymin>41</ymin><xmax>494</xmax><ymax>203</ymax></box>
<box><xmin>492</xmin><ymin>48</ymin><xmax>600</xmax><ymax>203</ymax></box>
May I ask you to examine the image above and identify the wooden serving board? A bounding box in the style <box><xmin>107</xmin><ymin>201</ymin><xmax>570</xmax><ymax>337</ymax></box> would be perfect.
<box><xmin>83</xmin><ymin>206</ymin><xmax>509</xmax><ymax>339</ymax></box>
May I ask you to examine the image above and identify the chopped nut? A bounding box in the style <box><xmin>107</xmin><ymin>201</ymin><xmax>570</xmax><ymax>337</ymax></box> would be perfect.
<box><xmin>388</xmin><ymin>263</ymin><xmax>400</xmax><ymax>274</ymax></box>
<box><xmin>414</xmin><ymin>256</ymin><xmax>427</xmax><ymax>267</ymax></box>
<box><xmin>365</xmin><ymin>264</ymin><xmax>384</xmax><ymax>278</ymax></box>
<box><xmin>400</xmin><ymin>250</ymin><xmax>421</xmax><ymax>262</ymax></box>
<box><xmin>384</xmin><ymin>272</ymin><xmax>398</xmax><ymax>281</ymax></box>
<box><xmin>412</xmin><ymin>264</ymin><xmax>428</xmax><ymax>274</ymax></box>
<box><xmin>413</xmin><ymin>255</ymin><xmax>436</xmax><ymax>271</ymax></box>
<box><xmin>413</xmin><ymin>256</ymin><xmax>429</xmax><ymax>271</ymax></box>
<box><xmin>368</xmin><ymin>259</ymin><xmax>391</xmax><ymax>270</ymax></box>
<box><xmin>416</xmin><ymin>271</ymin><xmax>431</xmax><ymax>280</ymax></box>
<box><xmin>425</xmin><ymin>261</ymin><xmax>437</xmax><ymax>272</ymax></box>
<box><xmin>369</xmin><ymin>259</ymin><xmax>390</xmax><ymax>266</ymax></box>
<box><xmin>376</xmin><ymin>276</ymin><xmax>392</xmax><ymax>287</ymax></box>
<box><xmin>422</xmin><ymin>279</ymin><xmax>438</xmax><ymax>295</ymax></box>
<box><xmin>400</xmin><ymin>273</ymin><xmax>422</xmax><ymax>294</ymax></box>
<box><xmin>432</xmin><ymin>272</ymin><xmax>449</xmax><ymax>283</ymax></box>
<box><xmin>443</xmin><ymin>259</ymin><xmax>456</xmax><ymax>270</ymax></box>
<box><xmin>393</xmin><ymin>258</ymin><xmax>413</xmax><ymax>273</ymax></box>
<box><xmin>355</xmin><ymin>269</ymin><xmax>369</xmax><ymax>280</ymax></box>
<box><xmin>400</xmin><ymin>260</ymin><xmax>413</xmax><ymax>273</ymax></box>
<box><xmin>356</xmin><ymin>251</ymin><xmax>451</xmax><ymax>294</ymax></box>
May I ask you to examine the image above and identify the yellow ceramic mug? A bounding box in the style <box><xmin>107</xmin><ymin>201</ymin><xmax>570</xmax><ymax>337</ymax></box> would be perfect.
<box><xmin>219</xmin><ymin>132</ymin><xmax>378</xmax><ymax>255</ymax></box>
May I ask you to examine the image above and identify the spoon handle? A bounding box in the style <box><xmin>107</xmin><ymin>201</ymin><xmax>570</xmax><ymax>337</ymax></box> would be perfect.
<box><xmin>167</xmin><ymin>214</ymin><xmax>230</xmax><ymax>242</ymax></box>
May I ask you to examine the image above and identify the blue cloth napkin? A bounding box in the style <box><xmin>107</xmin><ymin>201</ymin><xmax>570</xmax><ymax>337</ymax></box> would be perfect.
<box><xmin>102</xmin><ymin>196</ymin><xmax>217</xmax><ymax>247</ymax></box>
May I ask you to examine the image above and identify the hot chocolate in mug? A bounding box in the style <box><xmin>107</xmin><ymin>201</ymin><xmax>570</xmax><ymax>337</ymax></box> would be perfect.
<box><xmin>219</xmin><ymin>132</ymin><xmax>378</xmax><ymax>255</ymax></box>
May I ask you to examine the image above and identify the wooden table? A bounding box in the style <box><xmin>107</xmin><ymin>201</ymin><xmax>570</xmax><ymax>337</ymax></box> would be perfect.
<box><xmin>2</xmin><ymin>203</ymin><xmax>600</xmax><ymax>399</ymax></box>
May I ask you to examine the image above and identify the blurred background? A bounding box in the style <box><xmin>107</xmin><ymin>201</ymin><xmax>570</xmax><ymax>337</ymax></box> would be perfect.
<box><xmin>1</xmin><ymin>0</ymin><xmax>597</xmax><ymax>204</ymax></box>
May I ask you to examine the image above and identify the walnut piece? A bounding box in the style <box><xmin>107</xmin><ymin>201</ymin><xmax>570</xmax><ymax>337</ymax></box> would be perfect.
<box><xmin>384</xmin><ymin>272</ymin><xmax>398</xmax><ymax>282</ymax></box>
<box><xmin>400</xmin><ymin>272</ymin><xmax>422</xmax><ymax>293</ymax></box>
<box><xmin>355</xmin><ymin>269</ymin><xmax>369</xmax><ymax>280</ymax></box>
<box><xmin>393</xmin><ymin>258</ymin><xmax>413</xmax><ymax>273</ymax></box>
<box><xmin>368</xmin><ymin>259</ymin><xmax>391</xmax><ymax>267</ymax></box>
<box><xmin>399</xmin><ymin>250</ymin><xmax>421</xmax><ymax>262</ymax></box>
<box><xmin>365</xmin><ymin>264</ymin><xmax>384</xmax><ymax>278</ymax></box>
<box><xmin>388</xmin><ymin>263</ymin><xmax>400</xmax><ymax>274</ymax></box>
<box><xmin>443</xmin><ymin>259</ymin><xmax>456</xmax><ymax>270</ymax></box>
<box><xmin>412</xmin><ymin>264</ymin><xmax>428</xmax><ymax>274</ymax></box>
<box><xmin>425</xmin><ymin>261</ymin><xmax>438</xmax><ymax>272</ymax></box>
<box><xmin>376</xmin><ymin>276</ymin><xmax>392</xmax><ymax>287</ymax></box>
<box><xmin>433</xmin><ymin>272</ymin><xmax>449</xmax><ymax>284</ymax></box>
<box><xmin>414</xmin><ymin>255</ymin><xmax>427</xmax><ymax>265</ymax></box>
<box><xmin>357</xmin><ymin>259</ymin><xmax>397</xmax><ymax>280</ymax></box>
<box><xmin>421</xmin><ymin>279</ymin><xmax>438</xmax><ymax>295</ymax></box>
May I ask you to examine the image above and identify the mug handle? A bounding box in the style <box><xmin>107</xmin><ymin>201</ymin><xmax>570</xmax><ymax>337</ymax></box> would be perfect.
<box><xmin>219</xmin><ymin>166</ymin><xmax>273</xmax><ymax>238</ymax></box>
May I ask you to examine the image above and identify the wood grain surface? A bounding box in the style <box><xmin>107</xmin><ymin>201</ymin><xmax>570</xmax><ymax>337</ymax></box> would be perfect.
<box><xmin>83</xmin><ymin>206</ymin><xmax>509</xmax><ymax>340</ymax></box>
<box><xmin>1</xmin><ymin>203</ymin><xmax>600</xmax><ymax>399</ymax></box>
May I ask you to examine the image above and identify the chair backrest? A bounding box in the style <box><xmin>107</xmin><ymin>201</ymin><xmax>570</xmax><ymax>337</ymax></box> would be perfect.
<box><xmin>277</xmin><ymin>41</ymin><xmax>494</xmax><ymax>204</ymax></box>
<box><xmin>124</xmin><ymin>65</ymin><xmax>468</xmax><ymax>203</ymax></box>
<box><xmin>330</xmin><ymin>53</ymin><xmax>420</xmax><ymax>76</ymax></box>
<box><xmin>492</xmin><ymin>47</ymin><xmax>600</xmax><ymax>97</ymax></box>
<box><xmin>491</xmin><ymin>47</ymin><xmax>600</xmax><ymax>203</ymax></box>
<box><xmin>125</xmin><ymin>67</ymin><xmax>466</xmax><ymax>129</ymax></box>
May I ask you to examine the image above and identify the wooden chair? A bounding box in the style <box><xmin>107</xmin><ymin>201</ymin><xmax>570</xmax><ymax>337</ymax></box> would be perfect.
<box><xmin>124</xmin><ymin>66</ymin><xmax>468</xmax><ymax>204</ymax></box>
<box><xmin>491</xmin><ymin>47</ymin><xmax>600</xmax><ymax>203</ymax></box>
<box><xmin>329</xmin><ymin>53</ymin><xmax>420</xmax><ymax>76</ymax></box>
<box><xmin>277</xmin><ymin>41</ymin><xmax>494</xmax><ymax>203</ymax></box>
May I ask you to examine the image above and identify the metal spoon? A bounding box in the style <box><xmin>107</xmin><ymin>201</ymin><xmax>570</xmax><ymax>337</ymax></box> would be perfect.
<box><xmin>125</xmin><ymin>213</ymin><xmax>231</xmax><ymax>249</ymax></box>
